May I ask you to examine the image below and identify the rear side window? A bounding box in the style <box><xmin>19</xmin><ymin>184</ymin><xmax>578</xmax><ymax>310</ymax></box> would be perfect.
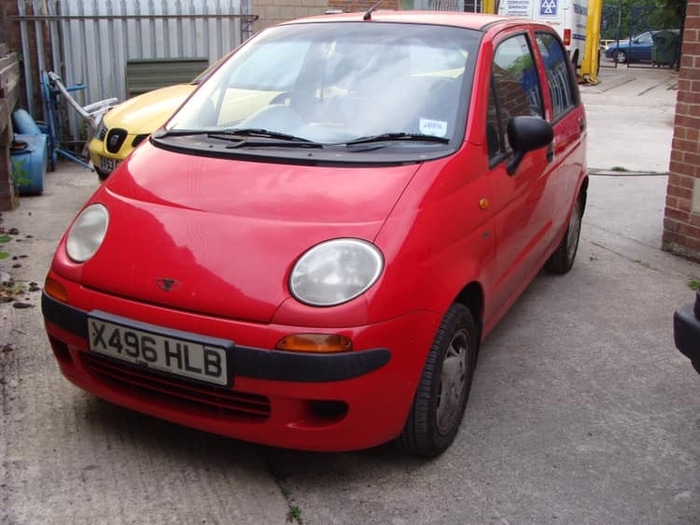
<box><xmin>535</xmin><ymin>32</ymin><xmax>577</xmax><ymax>120</ymax></box>
<box><xmin>487</xmin><ymin>33</ymin><xmax>543</xmax><ymax>159</ymax></box>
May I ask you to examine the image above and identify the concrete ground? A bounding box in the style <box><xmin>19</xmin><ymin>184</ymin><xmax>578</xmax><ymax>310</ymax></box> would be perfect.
<box><xmin>585</xmin><ymin>62</ymin><xmax>679</xmax><ymax>174</ymax></box>
<box><xmin>1</xmin><ymin>64</ymin><xmax>698</xmax><ymax>525</ymax></box>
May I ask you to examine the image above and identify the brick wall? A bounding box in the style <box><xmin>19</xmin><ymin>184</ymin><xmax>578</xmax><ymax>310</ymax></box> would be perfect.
<box><xmin>253</xmin><ymin>0</ymin><xmax>330</xmax><ymax>31</ymax></box>
<box><xmin>0</xmin><ymin>0</ymin><xmax>53</xmax><ymax>112</ymax></box>
<box><xmin>663</xmin><ymin>0</ymin><xmax>700</xmax><ymax>260</ymax></box>
<box><xmin>327</xmin><ymin>0</ymin><xmax>399</xmax><ymax>11</ymax></box>
<box><xmin>253</xmin><ymin>0</ymin><xmax>400</xmax><ymax>31</ymax></box>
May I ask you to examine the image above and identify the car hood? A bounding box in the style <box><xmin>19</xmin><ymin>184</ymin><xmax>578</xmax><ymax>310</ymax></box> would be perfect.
<box><xmin>103</xmin><ymin>84</ymin><xmax>196</xmax><ymax>135</ymax></box>
<box><xmin>74</xmin><ymin>144</ymin><xmax>421</xmax><ymax>323</ymax></box>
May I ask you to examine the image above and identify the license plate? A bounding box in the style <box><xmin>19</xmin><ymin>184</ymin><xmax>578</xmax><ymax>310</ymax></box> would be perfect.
<box><xmin>98</xmin><ymin>156</ymin><xmax>120</xmax><ymax>173</ymax></box>
<box><xmin>87</xmin><ymin>312</ymin><xmax>232</xmax><ymax>387</ymax></box>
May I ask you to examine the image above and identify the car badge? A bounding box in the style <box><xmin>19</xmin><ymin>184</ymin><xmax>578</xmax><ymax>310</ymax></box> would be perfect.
<box><xmin>156</xmin><ymin>278</ymin><xmax>177</xmax><ymax>292</ymax></box>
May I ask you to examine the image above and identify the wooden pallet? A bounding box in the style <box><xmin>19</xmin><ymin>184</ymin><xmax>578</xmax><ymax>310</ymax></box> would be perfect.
<box><xmin>0</xmin><ymin>43</ymin><xmax>20</xmax><ymax>210</ymax></box>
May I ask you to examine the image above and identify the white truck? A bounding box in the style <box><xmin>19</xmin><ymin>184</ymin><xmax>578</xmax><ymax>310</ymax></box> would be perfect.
<box><xmin>497</xmin><ymin>0</ymin><xmax>588</xmax><ymax>70</ymax></box>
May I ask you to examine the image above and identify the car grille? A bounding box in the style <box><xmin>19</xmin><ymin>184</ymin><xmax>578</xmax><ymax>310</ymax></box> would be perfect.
<box><xmin>80</xmin><ymin>353</ymin><xmax>271</xmax><ymax>421</ymax></box>
<box><xmin>98</xmin><ymin>125</ymin><xmax>107</xmax><ymax>141</ymax></box>
<box><xmin>105</xmin><ymin>128</ymin><xmax>127</xmax><ymax>153</ymax></box>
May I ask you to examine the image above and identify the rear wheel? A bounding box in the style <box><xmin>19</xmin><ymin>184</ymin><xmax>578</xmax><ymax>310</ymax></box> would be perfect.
<box><xmin>545</xmin><ymin>195</ymin><xmax>584</xmax><ymax>274</ymax></box>
<box><xmin>571</xmin><ymin>49</ymin><xmax>580</xmax><ymax>70</ymax></box>
<box><xmin>396</xmin><ymin>304</ymin><xmax>478</xmax><ymax>457</ymax></box>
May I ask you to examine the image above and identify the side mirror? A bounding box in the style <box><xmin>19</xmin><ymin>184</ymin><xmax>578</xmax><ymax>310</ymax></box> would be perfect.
<box><xmin>506</xmin><ymin>116</ymin><xmax>554</xmax><ymax>175</ymax></box>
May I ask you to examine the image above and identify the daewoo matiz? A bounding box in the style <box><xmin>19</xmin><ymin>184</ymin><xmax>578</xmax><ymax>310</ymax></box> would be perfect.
<box><xmin>42</xmin><ymin>11</ymin><xmax>588</xmax><ymax>457</ymax></box>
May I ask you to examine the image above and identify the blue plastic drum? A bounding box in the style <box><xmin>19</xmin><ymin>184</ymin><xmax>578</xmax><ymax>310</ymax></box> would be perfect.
<box><xmin>11</xmin><ymin>108</ymin><xmax>43</xmax><ymax>135</ymax></box>
<box><xmin>11</xmin><ymin>134</ymin><xmax>48</xmax><ymax>196</ymax></box>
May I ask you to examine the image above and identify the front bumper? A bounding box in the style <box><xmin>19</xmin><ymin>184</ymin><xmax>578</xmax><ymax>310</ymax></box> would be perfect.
<box><xmin>87</xmin><ymin>134</ymin><xmax>137</xmax><ymax>181</ymax></box>
<box><xmin>673</xmin><ymin>293</ymin><xmax>700</xmax><ymax>374</ymax></box>
<box><xmin>43</xmin><ymin>293</ymin><xmax>390</xmax><ymax>383</ymax></box>
<box><xmin>41</xmin><ymin>284</ymin><xmax>440</xmax><ymax>451</ymax></box>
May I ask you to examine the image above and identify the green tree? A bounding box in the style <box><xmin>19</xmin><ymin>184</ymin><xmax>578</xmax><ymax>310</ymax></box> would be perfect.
<box><xmin>601</xmin><ymin>0</ymin><xmax>684</xmax><ymax>41</ymax></box>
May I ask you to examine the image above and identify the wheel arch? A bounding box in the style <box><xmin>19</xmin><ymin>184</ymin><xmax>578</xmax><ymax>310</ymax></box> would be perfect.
<box><xmin>453</xmin><ymin>281</ymin><xmax>485</xmax><ymax>344</ymax></box>
<box><xmin>578</xmin><ymin>174</ymin><xmax>589</xmax><ymax>213</ymax></box>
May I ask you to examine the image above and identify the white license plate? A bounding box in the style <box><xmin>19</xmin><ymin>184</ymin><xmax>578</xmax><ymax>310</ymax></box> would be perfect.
<box><xmin>87</xmin><ymin>312</ymin><xmax>232</xmax><ymax>387</ymax></box>
<box><xmin>98</xmin><ymin>156</ymin><xmax>120</xmax><ymax>173</ymax></box>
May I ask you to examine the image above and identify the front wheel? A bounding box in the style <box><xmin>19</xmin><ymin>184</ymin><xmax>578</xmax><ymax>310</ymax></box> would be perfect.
<box><xmin>545</xmin><ymin>195</ymin><xmax>584</xmax><ymax>274</ymax></box>
<box><xmin>396</xmin><ymin>304</ymin><xmax>478</xmax><ymax>457</ymax></box>
<box><xmin>613</xmin><ymin>50</ymin><xmax>627</xmax><ymax>63</ymax></box>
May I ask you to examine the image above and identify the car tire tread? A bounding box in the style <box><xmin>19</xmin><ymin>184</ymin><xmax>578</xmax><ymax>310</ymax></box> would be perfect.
<box><xmin>396</xmin><ymin>303</ymin><xmax>478</xmax><ymax>457</ymax></box>
<box><xmin>545</xmin><ymin>193</ymin><xmax>584</xmax><ymax>274</ymax></box>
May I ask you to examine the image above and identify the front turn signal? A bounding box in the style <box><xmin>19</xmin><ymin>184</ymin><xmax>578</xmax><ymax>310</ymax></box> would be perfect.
<box><xmin>45</xmin><ymin>277</ymin><xmax>68</xmax><ymax>303</ymax></box>
<box><xmin>275</xmin><ymin>334</ymin><xmax>352</xmax><ymax>353</ymax></box>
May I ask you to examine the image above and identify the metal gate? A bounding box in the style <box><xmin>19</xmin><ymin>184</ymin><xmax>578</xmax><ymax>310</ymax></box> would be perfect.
<box><xmin>16</xmin><ymin>0</ymin><xmax>256</xmax><ymax>141</ymax></box>
<box><xmin>410</xmin><ymin>0</ymin><xmax>482</xmax><ymax>12</ymax></box>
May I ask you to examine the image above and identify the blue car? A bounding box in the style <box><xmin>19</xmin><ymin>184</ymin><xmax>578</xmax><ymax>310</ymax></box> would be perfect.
<box><xmin>605</xmin><ymin>30</ymin><xmax>678</xmax><ymax>64</ymax></box>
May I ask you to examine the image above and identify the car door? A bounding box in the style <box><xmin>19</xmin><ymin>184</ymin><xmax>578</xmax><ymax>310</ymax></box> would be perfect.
<box><xmin>534</xmin><ymin>30</ymin><xmax>586</xmax><ymax>230</ymax></box>
<box><xmin>633</xmin><ymin>31</ymin><xmax>654</xmax><ymax>61</ymax></box>
<box><xmin>485</xmin><ymin>29</ymin><xmax>559</xmax><ymax>321</ymax></box>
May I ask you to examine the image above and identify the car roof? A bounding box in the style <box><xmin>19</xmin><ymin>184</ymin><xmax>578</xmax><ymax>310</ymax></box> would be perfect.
<box><xmin>281</xmin><ymin>10</ymin><xmax>546</xmax><ymax>33</ymax></box>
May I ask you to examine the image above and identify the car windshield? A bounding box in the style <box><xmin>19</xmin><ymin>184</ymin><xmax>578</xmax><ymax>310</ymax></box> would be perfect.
<box><xmin>165</xmin><ymin>22</ymin><xmax>476</xmax><ymax>150</ymax></box>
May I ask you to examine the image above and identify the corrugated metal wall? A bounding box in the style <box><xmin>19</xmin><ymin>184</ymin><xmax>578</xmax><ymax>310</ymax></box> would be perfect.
<box><xmin>17</xmin><ymin>0</ymin><xmax>255</xmax><ymax>140</ymax></box>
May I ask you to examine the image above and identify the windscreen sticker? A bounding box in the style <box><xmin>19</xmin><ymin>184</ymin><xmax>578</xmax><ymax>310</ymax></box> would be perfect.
<box><xmin>419</xmin><ymin>118</ymin><xmax>448</xmax><ymax>137</ymax></box>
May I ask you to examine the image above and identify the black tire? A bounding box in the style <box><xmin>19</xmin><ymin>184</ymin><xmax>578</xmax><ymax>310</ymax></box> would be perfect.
<box><xmin>613</xmin><ymin>50</ymin><xmax>627</xmax><ymax>64</ymax></box>
<box><xmin>545</xmin><ymin>195</ymin><xmax>584</xmax><ymax>274</ymax></box>
<box><xmin>396</xmin><ymin>304</ymin><xmax>478</xmax><ymax>457</ymax></box>
<box><xmin>692</xmin><ymin>360</ymin><xmax>700</xmax><ymax>375</ymax></box>
<box><xmin>571</xmin><ymin>49</ymin><xmax>580</xmax><ymax>70</ymax></box>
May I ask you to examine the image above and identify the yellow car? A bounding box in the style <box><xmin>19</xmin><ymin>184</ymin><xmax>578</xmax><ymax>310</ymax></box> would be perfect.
<box><xmin>88</xmin><ymin>83</ymin><xmax>196</xmax><ymax>180</ymax></box>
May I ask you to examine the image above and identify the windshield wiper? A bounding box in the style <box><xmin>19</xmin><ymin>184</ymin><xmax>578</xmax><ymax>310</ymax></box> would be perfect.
<box><xmin>212</xmin><ymin>128</ymin><xmax>315</xmax><ymax>143</ymax></box>
<box><xmin>211</xmin><ymin>129</ymin><xmax>322</xmax><ymax>149</ymax></box>
<box><xmin>153</xmin><ymin>127</ymin><xmax>322</xmax><ymax>149</ymax></box>
<box><xmin>342</xmin><ymin>132</ymin><xmax>450</xmax><ymax>146</ymax></box>
<box><xmin>155</xmin><ymin>127</ymin><xmax>313</xmax><ymax>142</ymax></box>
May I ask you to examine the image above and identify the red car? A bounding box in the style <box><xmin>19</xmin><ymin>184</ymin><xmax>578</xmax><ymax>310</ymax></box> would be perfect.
<box><xmin>42</xmin><ymin>11</ymin><xmax>587</xmax><ymax>457</ymax></box>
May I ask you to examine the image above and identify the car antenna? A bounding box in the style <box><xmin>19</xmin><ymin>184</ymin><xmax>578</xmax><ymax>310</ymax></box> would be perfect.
<box><xmin>363</xmin><ymin>1</ymin><xmax>382</xmax><ymax>20</ymax></box>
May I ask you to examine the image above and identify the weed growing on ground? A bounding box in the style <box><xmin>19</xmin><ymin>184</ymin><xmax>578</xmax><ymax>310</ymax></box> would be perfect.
<box><xmin>286</xmin><ymin>504</ymin><xmax>303</xmax><ymax>524</ymax></box>
<box><xmin>0</xmin><ymin>233</ymin><xmax>10</xmax><ymax>259</ymax></box>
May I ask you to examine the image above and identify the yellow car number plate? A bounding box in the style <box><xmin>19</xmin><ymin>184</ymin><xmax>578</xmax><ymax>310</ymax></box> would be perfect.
<box><xmin>98</xmin><ymin>156</ymin><xmax>120</xmax><ymax>174</ymax></box>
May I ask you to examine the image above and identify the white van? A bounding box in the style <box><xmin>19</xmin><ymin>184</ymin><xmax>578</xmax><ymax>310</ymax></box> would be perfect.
<box><xmin>497</xmin><ymin>0</ymin><xmax>588</xmax><ymax>69</ymax></box>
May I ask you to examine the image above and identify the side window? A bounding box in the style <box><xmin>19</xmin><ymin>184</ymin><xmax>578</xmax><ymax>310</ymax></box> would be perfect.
<box><xmin>487</xmin><ymin>33</ymin><xmax>543</xmax><ymax>160</ymax></box>
<box><xmin>535</xmin><ymin>32</ymin><xmax>577</xmax><ymax>121</ymax></box>
<box><xmin>637</xmin><ymin>32</ymin><xmax>652</xmax><ymax>44</ymax></box>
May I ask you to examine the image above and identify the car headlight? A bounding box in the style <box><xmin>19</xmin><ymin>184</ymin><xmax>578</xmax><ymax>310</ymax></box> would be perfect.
<box><xmin>97</xmin><ymin>123</ymin><xmax>107</xmax><ymax>141</ymax></box>
<box><xmin>290</xmin><ymin>239</ymin><xmax>384</xmax><ymax>306</ymax></box>
<box><xmin>65</xmin><ymin>204</ymin><xmax>109</xmax><ymax>263</ymax></box>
